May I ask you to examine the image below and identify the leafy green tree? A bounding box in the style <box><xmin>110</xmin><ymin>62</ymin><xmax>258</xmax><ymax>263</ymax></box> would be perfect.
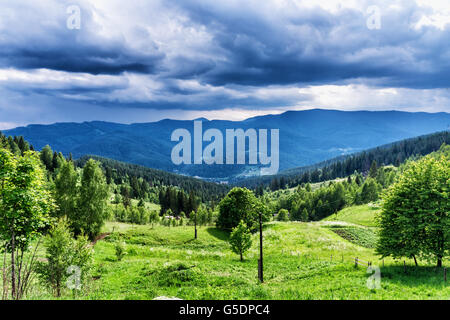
<box><xmin>52</xmin><ymin>152</ymin><xmax>63</xmax><ymax>172</ymax></box>
<box><xmin>377</xmin><ymin>150</ymin><xmax>449</xmax><ymax>267</ymax></box>
<box><xmin>206</xmin><ymin>209</ymin><xmax>213</xmax><ymax>225</ymax></box>
<box><xmin>113</xmin><ymin>203</ymin><xmax>127</xmax><ymax>222</ymax></box>
<box><xmin>300</xmin><ymin>208</ymin><xmax>309</xmax><ymax>222</ymax></box>
<box><xmin>36</xmin><ymin>219</ymin><xmax>93</xmax><ymax>297</ymax></box>
<box><xmin>197</xmin><ymin>206</ymin><xmax>208</xmax><ymax>226</ymax></box>
<box><xmin>73</xmin><ymin>159</ymin><xmax>109</xmax><ymax>240</ymax></box>
<box><xmin>0</xmin><ymin>149</ymin><xmax>55</xmax><ymax>299</ymax></box>
<box><xmin>229</xmin><ymin>221</ymin><xmax>253</xmax><ymax>261</ymax></box>
<box><xmin>54</xmin><ymin>160</ymin><xmax>78</xmax><ymax>218</ymax></box>
<box><xmin>138</xmin><ymin>206</ymin><xmax>149</xmax><ymax>225</ymax></box>
<box><xmin>217</xmin><ymin>187</ymin><xmax>269</xmax><ymax>230</ymax></box>
<box><xmin>357</xmin><ymin>178</ymin><xmax>379</xmax><ymax>204</ymax></box>
<box><xmin>149</xmin><ymin>210</ymin><xmax>159</xmax><ymax>228</ymax></box>
<box><xmin>376</xmin><ymin>167</ymin><xmax>387</xmax><ymax>187</ymax></box>
<box><xmin>277</xmin><ymin>209</ymin><xmax>289</xmax><ymax>221</ymax></box>
<box><xmin>40</xmin><ymin>145</ymin><xmax>53</xmax><ymax>171</ymax></box>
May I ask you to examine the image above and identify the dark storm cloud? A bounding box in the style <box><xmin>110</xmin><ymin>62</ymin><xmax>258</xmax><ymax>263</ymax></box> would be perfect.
<box><xmin>169</xmin><ymin>0</ymin><xmax>450</xmax><ymax>89</ymax></box>
<box><xmin>1</xmin><ymin>0</ymin><xmax>450</xmax><ymax>126</ymax></box>
<box><xmin>5</xmin><ymin>47</ymin><xmax>160</xmax><ymax>75</ymax></box>
<box><xmin>3</xmin><ymin>0</ymin><xmax>450</xmax><ymax>89</ymax></box>
<box><xmin>0</xmin><ymin>1</ymin><xmax>164</xmax><ymax>75</ymax></box>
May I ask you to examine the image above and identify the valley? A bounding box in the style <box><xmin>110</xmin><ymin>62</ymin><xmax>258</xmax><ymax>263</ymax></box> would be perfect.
<box><xmin>5</xmin><ymin>109</ymin><xmax>450</xmax><ymax>180</ymax></box>
<box><xmin>0</xmin><ymin>122</ymin><xmax>448</xmax><ymax>301</ymax></box>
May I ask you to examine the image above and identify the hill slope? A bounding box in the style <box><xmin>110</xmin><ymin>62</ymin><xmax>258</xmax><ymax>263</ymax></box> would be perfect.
<box><xmin>238</xmin><ymin>130</ymin><xmax>450</xmax><ymax>189</ymax></box>
<box><xmin>5</xmin><ymin>109</ymin><xmax>450</xmax><ymax>179</ymax></box>
<box><xmin>323</xmin><ymin>204</ymin><xmax>380</xmax><ymax>227</ymax></box>
<box><xmin>75</xmin><ymin>155</ymin><xmax>229</xmax><ymax>202</ymax></box>
<box><xmin>68</xmin><ymin>221</ymin><xmax>449</xmax><ymax>300</ymax></box>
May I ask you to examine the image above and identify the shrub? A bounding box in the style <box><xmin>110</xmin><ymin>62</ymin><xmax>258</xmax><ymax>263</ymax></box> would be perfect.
<box><xmin>115</xmin><ymin>242</ymin><xmax>127</xmax><ymax>261</ymax></box>
<box><xmin>36</xmin><ymin>219</ymin><xmax>93</xmax><ymax>297</ymax></box>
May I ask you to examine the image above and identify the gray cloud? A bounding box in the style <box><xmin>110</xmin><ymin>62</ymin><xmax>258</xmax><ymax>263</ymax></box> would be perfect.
<box><xmin>0</xmin><ymin>0</ymin><xmax>449</xmax><ymax>127</ymax></box>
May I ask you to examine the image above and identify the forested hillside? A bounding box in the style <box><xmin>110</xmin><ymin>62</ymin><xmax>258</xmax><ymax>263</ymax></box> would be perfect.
<box><xmin>5</xmin><ymin>110</ymin><xmax>450</xmax><ymax>179</ymax></box>
<box><xmin>0</xmin><ymin>131</ymin><xmax>228</xmax><ymax>215</ymax></box>
<box><xmin>241</xmin><ymin>130</ymin><xmax>450</xmax><ymax>191</ymax></box>
<box><xmin>74</xmin><ymin>155</ymin><xmax>229</xmax><ymax>203</ymax></box>
<box><xmin>1</xmin><ymin>128</ymin><xmax>448</xmax><ymax>300</ymax></box>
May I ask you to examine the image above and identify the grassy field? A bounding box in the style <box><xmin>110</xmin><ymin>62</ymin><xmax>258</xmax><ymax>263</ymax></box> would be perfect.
<box><xmin>129</xmin><ymin>199</ymin><xmax>161</xmax><ymax>212</ymax></box>
<box><xmin>10</xmin><ymin>203</ymin><xmax>449</xmax><ymax>300</ymax></box>
<box><xmin>323</xmin><ymin>204</ymin><xmax>381</xmax><ymax>227</ymax></box>
<box><xmin>75</xmin><ymin>218</ymin><xmax>448</xmax><ymax>300</ymax></box>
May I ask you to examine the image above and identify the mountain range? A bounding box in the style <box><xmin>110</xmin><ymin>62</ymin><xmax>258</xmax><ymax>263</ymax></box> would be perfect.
<box><xmin>4</xmin><ymin>109</ymin><xmax>450</xmax><ymax>180</ymax></box>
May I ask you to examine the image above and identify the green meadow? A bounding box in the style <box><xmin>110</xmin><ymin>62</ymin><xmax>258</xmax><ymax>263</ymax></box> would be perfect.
<box><xmin>28</xmin><ymin>203</ymin><xmax>445</xmax><ymax>300</ymax></box>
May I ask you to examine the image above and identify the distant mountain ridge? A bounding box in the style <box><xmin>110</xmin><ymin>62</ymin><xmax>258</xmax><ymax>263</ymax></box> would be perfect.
<box><xmin>4</xmin><ymin>109</ymin><xmax>450</xmax><ymax>180</ymax></box>
<box><xmin>237</xmin><ymin>130</ymin><xmax>450</xmax><ymax>189</ymax></box>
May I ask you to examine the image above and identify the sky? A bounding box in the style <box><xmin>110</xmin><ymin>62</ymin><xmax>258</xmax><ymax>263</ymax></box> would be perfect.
<box><xmin>1</xmin><ymin>0</ymin><xmax>450</xmax><ymax>129</ymax></box>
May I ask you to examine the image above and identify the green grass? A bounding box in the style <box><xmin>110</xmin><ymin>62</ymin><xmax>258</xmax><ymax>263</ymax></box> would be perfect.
<box><xmin>75</xmin><ymin>221</ymin><xmax>448</xmax><ymax>300</ymax></box>
<box><xmin>129</xmin><ymin>199</ymin><xmax>161</xmax><ymax>212</ymax></box>
<box><xmin>5</xmin><ymin>210</ymin><xmax>449</xmax><ymax>300</ymax></box>
<box><xmin>324</xmin><ymin>204</ymin><xmax>381</xmax><ymax>227</ymax></box>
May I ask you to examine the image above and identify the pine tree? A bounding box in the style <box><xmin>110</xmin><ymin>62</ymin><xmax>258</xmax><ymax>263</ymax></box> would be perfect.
<box><xmin>369</xmin><ymin>160</ymin><xmax>378</xmax><ymax>178</ymax></box>
<box><xmin>7</xmin><ymin>136</ymin><xmax>21</xmax><ymax>155</ymax></box>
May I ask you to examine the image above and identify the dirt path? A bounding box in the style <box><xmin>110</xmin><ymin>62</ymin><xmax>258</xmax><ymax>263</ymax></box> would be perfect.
<box><xmin>91</xmin><ymin>232</ymin><xmax>111</xmax><ymax>246</ymax></box>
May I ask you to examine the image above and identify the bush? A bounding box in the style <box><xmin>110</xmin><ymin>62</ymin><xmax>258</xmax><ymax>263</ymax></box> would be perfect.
<box><xmin>115</xmin><ymin>242</ymin><xmax>127</xmax><ymax>261</ymax></box>
<box><xmin>36</xmin><ymin>219</ymin><xmax>93</xmax><ymax>297</ymax></box>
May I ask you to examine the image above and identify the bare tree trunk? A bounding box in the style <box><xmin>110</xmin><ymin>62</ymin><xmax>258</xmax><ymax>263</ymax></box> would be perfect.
<box><xmin>240</xmin><ymin>252</ymin><xmax>243</xmax><ymax>261</ymax></box>
<box><xmin>16</xmin><ymin>249</ymin><xmax>24</xmax><ymax>299</ymax></box>
<box><xmin>2</xmin><ymin>249</ymin><xmax>8</xmax><ymax>300</ymax></box>
<box><xmin>194</xmin><ymin>213</ymin><xmax>197</xmax><ymax>239</ymax></box>
<box><xmin>56</xmin><ymin>279</ymin><xmax>61</xmax><ymax>297</ymax></box>
<box><xmin>20</xmin><ymin>238</ymin><xmax>42</xmax><ymax>298</ymax></box>
<box><xmin>412</xmin><ymin>255</ymin><xmax>418</xmax><ymax>267</ymax></box>
<box><xmin>437</xmin><ymin>255</ymin><xmax>442</xmax><ymax>268</ymax></box>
